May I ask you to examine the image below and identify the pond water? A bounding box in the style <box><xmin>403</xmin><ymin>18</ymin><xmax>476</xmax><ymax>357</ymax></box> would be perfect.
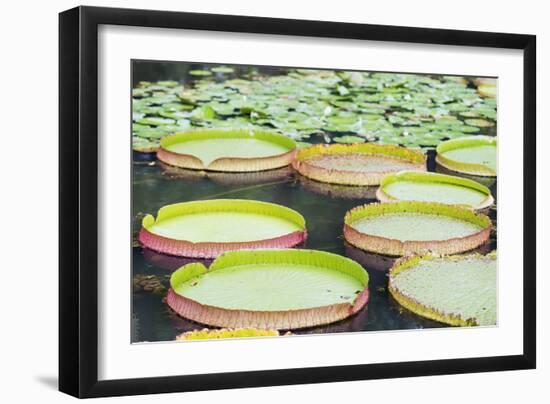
<box><xmin>131</xmin><ymin>61</ymin><xmax>497</xmax><ymax>343</ymax></box>
<box><xmin>132</xmin><ymin>156</ymin><xmax>496</xmax><ymax>343</ymax></box>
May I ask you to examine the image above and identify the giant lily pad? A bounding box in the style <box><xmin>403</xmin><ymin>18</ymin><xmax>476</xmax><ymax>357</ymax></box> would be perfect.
<box><xmin>139</xmin><ymin>199</ymin><xmax>307</xmax><ymax>258</ymax></box>
<box><xmin>376</xmin><ymin>171</ymin><xmax>494</xmax><ymax>210</ymax></box>
<box><xmin>292</xmin><ymin>143</ymin><xmax>426</xmax><ymax>186</ymax></box>
<box><xmin>157</xmin><ymin>129</ymin><xmax>296</xmax><ymax>172</ymax></box>
<box><xmin>166</xmin><ymin>249</ymin><xmax>369</xmax><ymax>329</ymax></box>
<box><xmin>343</xmin><ymin>201</ymin><xmax>491</xmax><ymax>256</ymax></box>
<box><xmin>176</xmin><ymin>328</ymin><xmax>281</xmax><ymax>340</ymax></box>
<box><xmin>436</xmin><ymin>136</ymin><xmax>497</xmax><ymax>177</ymax></box>
<box><xmin>389</xmin><ymin>252</ymin><xmax>497</xmax><ymax>326</ymax></box>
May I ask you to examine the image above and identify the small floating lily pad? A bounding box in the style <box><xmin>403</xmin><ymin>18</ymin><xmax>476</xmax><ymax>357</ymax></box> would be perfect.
<box><xmin>157</xmin><ymin>129</ymin><xmax>296</xmax><ymax>172</ymax></box>
<box><xmin>333</xmin><ymin>135</ymin><xmax>366</xmax><ymax>144</ymax></box>
<box><xmin>136</xmin><ymin>117</ymin><xmax>176</xmax><ymax>126</ymax></box>
<box><xmin>477</xmin><ymin>84</ymin><xmax>497</xmax><ymax>98</ymax></box>
<box><xmin>211</xmin><ymin>66</ymin><xmax>235</xmax><ymax>74</ymax></box>
<box><xmin>464</xmin><ymin>118</ymin><xmax>495</xmax><ymax>128</ymax></box>
<box><xmin>166</xmin><ymin>249</ymin><xmax>369</xmax><ymax>329</ymax></box>
<box><xmin>436</xmin><ymin>136</ymin><xmax>497</xmax><ymax>177</ymax></box>
<box><xmin>292</xmin><ymin>143</ymin><xmax>426</xmax><ymax>186</ymax></box>
<box><xmin>389</xmin><ymin>252</ymin><xmax>497</xmax><ymax>326</ymax></box>
<box><xmin>139</xmin><ymin>199</ymin><xmax>307</xmax><ymax>258</ymax></box>
<box><xmin>189</xmin><ymin>69</ymin><xmax>213</xmax><ymax>77</ymax></box>
<box><xmin>377</xmin><ymin>171</ymin><xmax>494</xmax><ymax>210</ymax></box>
<box><xmin>343</xmin><ymin>201</ymin><xmax>491</xmax><ymax>256</ymax></box>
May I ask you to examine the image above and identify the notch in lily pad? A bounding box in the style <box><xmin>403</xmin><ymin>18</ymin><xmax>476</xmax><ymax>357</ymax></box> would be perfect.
<box><xmin>157</xmin><ymin>129</ymin><xmax>297</xmax><ymax>172</ymax></box>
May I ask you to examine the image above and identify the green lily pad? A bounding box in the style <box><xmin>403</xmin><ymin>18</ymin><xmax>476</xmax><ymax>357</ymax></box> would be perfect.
<box><xmin>157</xmin><ymin>80</ymin><xmax>179</xmax><ymax>87</ymax></box>
<box><xmin>211</xmin><ymin>66</ymin><xmax>235</xmax><ymax>73</ymax></box>
<box><xmin>158</xmin><ymin>129</ymin><xmax>296</xmax><ymax>172</ymax></box>
<box><xmin>344</xmin><ymin>201</ymin><xmax>491</xmax><ymax>255</ymax></box>
<box><xmin>378</xmin><ymin>171</ymin><xmax>493</xmax><ymax>209</ymax></box>
<box><xmin>464</xmin><ymin>119</ymin><xmax>495</xmax><ymax>128</ymax></box>
<box><xmin>189</xmin><ymin>69</ymin><xmax>213</xmax><ymax>77</ymax></box>
<box><xmin>349</xmin><ymin>210</ymin><xmax>483</xmax><ymax>242</ymax></box>
<box><xmin>436</xmin><ymin>136</ymin><xmax>497</xmax><ymax>176</ymax></box>
<box><xmin>143</xmin><ymin>200</ymin><xmax>303</xmax><ymax>244</ymax></box>
<box><xmin>136</xmin><ymin>117</ymin><xmax>175</xmax><ymax>126</ymax></box>
<box><xmin>140</xmin><ymin>199</ymin><xmax>306</xmax><ymax>258</ymax></box>
<box><xmin>167</xmin><ymin>249</ymin><xmax>369</xmax><ymax>329</ymax></box>
<box><xmin>389</xmin><ymin>252</ymin><xmax>497</xmax><ymax>326</ymax></box>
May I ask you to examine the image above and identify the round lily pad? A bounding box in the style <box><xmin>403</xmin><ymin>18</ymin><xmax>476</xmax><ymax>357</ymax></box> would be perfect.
<box><xmin>389</xmin><ymin>252</ymin><xmax>496</xmax><ymax>326</ymax></box>
<box><xmin>343</xmin><ymin>201</ymin><xmax>492</xmax><ymax>256</ymax></box>
<box><xmin>189</xmin><ymin>69</ymin><xmax>212</xmax><ymax>77</ymax></box>
<box><xmin>211</xmin><ymin>66</ymin><xmax>235</xmax><ymax>74</ymax></box>
<box><xmin>136</xmin><ymin>117</ymin><xmax>176</xmax><ymax>126</ymax></box>
<box><xmin>166</xmin><ymin>249</ymin><xmax>369</xmax><ymax>329</ymax></box>
<box><xmin>464</xmin><ymin>118</ymin><xmax>495</xmax><ymax>128</ymax></box>
<box><xmin>436</xmin><ymin>136</ymin><xmax>497</xmax><ymax>177</ymax></box>
<box><xmin>157</xmin><ymin>129</ymin><xmax>297</xmax><ymax>172</ymax></box>
<box><xmin>477</xmin><ymin>84</ymin><xmax>497</xmax><ymax>98</ymax></box>
<box><xmin>292</xmin><ymin>143</ymin><xmax>426</xmax><ymax>186</ymax></box>
<box><xmin>132</xmin><ymin>137</ymin><xmax>159</xmax><ymax>153</ymax></box>
<box><xmin>377</xmin><ymin>171</ymin><xmax>494</xmax><ymax>210</ymax></box>
<box><xmin>139</xmin><ymin>199</ymin><xmax>307</xmax><ymax>258</ymax></box>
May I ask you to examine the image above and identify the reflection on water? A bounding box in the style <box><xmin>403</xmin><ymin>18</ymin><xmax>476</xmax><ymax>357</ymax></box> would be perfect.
<box><xmin>132</xmin><ymin>151</ymin><xmax>497</xmax><ymax>342</ymax></box>
<box><xmin>142</xmin><ymin>248</ymin><xmax>213</xmax><ymax>272</ymax></box>
<box><xmin>298</xmin><ymin>174</ymin><xmax>378</xmax><ymax>201</ymax></box>
<box><xmin>158</xmin><ymin>161</ymin><xmax>295</xmax><ymax>187</ymax></box>
<box><xmin>435</xmin><ymin>163</ymin><xmax>497</xmax><ymax>190</ymax></box>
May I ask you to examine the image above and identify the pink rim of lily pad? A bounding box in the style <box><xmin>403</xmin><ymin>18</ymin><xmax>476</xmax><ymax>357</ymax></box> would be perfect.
<box><xmin>343</xmin><ymin>201</ymin><xmax>492</xmax><ymax>256</ymax></box>
<box><xmin>292</xmin><ymin>143</ymin><xmax>427</xmax><ymax>186</ymax></box>
<box><xmin>166</xmin><ymin>249</ymin><xmax>369</xmax><ymax>330</ymax></box>
<box><xmin>157</xmin><ymin>129</ymin><xmax>297</xmax><ymax>172</ymax></box>
<box><xmin>139</xmin><ymin>199</ymin><xmax>307</xmax><ymax>258</ymax></box>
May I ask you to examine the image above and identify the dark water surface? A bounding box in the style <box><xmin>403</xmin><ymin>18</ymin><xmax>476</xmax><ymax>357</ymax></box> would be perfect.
<box><xmin>131</xmin><ymin>154</ymin><xmax>497</xmax><ymax>342</ymax></box>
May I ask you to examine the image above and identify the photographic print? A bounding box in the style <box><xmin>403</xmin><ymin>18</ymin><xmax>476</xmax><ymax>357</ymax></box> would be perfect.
<box><xmin>131</xmin><ymin>60</ymin><xmax>497</xmax><ymax>343</ymax></box>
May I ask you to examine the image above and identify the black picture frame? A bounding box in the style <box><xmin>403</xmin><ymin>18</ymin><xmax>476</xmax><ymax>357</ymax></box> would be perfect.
<box><xmin>59</xmin><ymin>5</ymin><xmax>536</xmax><ymax>398</ymax></box>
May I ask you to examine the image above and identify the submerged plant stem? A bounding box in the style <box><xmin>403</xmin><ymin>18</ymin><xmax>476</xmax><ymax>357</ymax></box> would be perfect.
<box><xmin>197</xmin><ymin>178</ymin><xmax>294</xmax><ymax>200</ymax></box>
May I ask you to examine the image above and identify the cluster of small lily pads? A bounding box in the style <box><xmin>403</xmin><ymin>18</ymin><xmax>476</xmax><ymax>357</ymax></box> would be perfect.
<box><xmin>132</xmin><ymin>66</ymin><xmax>496</xmax><ymax>153</ymax></box>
